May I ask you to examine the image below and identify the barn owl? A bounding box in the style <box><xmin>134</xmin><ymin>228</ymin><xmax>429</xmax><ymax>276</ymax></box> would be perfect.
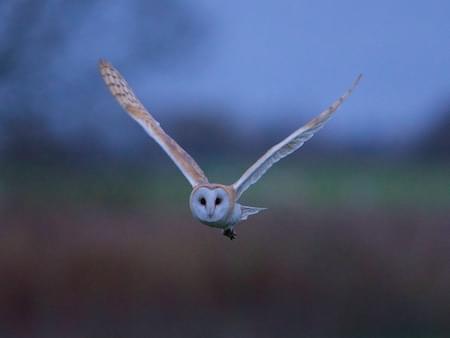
<box><xmin>99</xmin><ymin>59</ymin><xmax>361</xmax><ymax>240</ymax></box>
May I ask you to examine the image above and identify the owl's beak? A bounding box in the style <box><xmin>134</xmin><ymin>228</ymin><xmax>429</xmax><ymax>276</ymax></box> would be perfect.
<box><xmin>207</xmin><ymin>206</ymin><xmax>215</xmax><ymax>218</ymax></box>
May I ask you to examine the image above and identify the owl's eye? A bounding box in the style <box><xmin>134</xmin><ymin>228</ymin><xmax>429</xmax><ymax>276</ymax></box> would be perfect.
<box><xmin>199</xmin><ymin>197</ymin><xmax>206</xmax><ymax>205</ymax></box>
<box><xmin>215</xmin><ymin>197</ymin><xmax>222</xmax><ymax>205</ymax></box>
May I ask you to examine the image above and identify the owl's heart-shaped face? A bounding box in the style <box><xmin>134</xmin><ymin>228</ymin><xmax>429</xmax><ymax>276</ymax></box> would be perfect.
<box><xmin>189</xmin><ymin>186</ymin><xmax>232</xmax><ymax>224</ymax></box>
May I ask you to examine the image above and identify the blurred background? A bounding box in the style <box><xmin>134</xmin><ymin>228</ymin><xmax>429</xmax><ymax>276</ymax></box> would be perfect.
<box><xmin>0</xmin><ymin>0</ymin><xmax>449</xmax><ymax>337</ymax></box>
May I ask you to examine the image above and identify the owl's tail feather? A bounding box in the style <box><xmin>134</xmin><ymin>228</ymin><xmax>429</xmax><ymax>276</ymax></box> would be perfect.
<box><xmin>240</xmin><ymin>205</ymin><xmax>266</xmax><ymax>221</ymax></box>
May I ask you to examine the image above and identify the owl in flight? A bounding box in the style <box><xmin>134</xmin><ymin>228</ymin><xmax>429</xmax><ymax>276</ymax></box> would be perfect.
<box><xmin>99</xmin><ymin>60</ymin><xmax>361</xmax><ymax>240</ymax></box>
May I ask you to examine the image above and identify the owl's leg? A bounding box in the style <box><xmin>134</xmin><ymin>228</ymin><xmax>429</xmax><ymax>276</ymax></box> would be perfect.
<box><xmin>223</xmin><ymin>228</ymin><xmax>237</xmax><ymax>240</ymax></box>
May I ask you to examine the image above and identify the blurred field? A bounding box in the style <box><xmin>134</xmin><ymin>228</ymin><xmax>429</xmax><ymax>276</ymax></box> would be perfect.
<box><xmin>1</xmin><ymin>161</ymin><xmax>449</xmax><ymax>337</ymax></box>
<box><xmin>3</xmin><ymin>160</ymin><xmax>450</xmax><ymax>210</ymax></box>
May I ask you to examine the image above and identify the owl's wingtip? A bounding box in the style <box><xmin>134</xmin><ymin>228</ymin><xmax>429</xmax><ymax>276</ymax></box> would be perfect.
<box><xmin>353</xmin><ymin>73</ymin><xmax>363</xmax><ymax>88</ymax></box>
<box><xmin>98</xmin><ymin>58</ymin><xmax>111</xmax><ymax>68</ymax></box>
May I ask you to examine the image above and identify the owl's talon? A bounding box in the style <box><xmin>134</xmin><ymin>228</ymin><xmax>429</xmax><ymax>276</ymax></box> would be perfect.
<box><xmin>223</xmin><ymin>229</ymin><xmax>237</xmax><ymax>240</ymax></box>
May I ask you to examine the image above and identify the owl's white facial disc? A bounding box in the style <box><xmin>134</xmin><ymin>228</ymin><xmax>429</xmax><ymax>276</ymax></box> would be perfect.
<box><xmin>190</xmin><ymin>187</ymin><xmax>231</xmax><ymax>224</ymax></box>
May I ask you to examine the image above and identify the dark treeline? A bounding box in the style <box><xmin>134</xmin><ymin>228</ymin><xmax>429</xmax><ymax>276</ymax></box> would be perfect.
<box><xmin>1</xmin><ymin>103</ymin><xmax>449</xmax><ymax>168</ymax></box>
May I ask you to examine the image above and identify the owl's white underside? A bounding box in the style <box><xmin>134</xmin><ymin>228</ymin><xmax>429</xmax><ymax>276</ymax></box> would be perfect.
<box><xmin>188</xmin><ymin>184</ymin><xmax>265</xmax><ymax>230</ymax></box>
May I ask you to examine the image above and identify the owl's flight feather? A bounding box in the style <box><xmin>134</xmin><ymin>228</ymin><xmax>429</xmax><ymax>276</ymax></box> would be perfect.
<box><xmin>232</xmin><ymin>74</ymin><xmax>362</xmax><ymax>199</ymax></box>
<box><xmin>99</xmin><ymin>59</ymin><xmax>208</xmax><ymax>187</ymax></box>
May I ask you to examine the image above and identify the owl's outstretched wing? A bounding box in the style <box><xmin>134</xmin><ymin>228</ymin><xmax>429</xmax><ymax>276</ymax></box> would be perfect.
<box><xmin>99</xmin><ymin>59</ymin><xmax>208</xmax><ymax>187</ymax></box>
<box><xmin>232</xmin><ymin>74</ymin><xmax>362</xmax><ymax>199</ymax></box>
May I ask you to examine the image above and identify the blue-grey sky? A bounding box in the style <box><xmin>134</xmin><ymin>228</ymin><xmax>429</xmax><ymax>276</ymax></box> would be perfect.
<box><xmin>1</xmin><ymin>0</ymin><xmax>449</xmax><ymax>149</ymax></box>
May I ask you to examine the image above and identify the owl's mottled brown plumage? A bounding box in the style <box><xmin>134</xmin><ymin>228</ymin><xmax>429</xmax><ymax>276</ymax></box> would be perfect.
<box><xmin>99</xmin><ymin>59</ymin><xmax>208</xmax><ymax>187</ymax></box>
